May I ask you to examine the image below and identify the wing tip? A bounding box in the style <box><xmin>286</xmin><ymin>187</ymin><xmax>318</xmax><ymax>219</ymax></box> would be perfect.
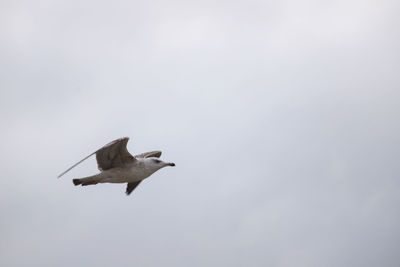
<box><xmin>57</xmin><ymin>171</ymin><xmax>67</xmax><ymax>178</ymax></box>
<box><xmin>125</xmin><ymin>187</ymin><xmax>133</xmax><ymax>196</ymax></box>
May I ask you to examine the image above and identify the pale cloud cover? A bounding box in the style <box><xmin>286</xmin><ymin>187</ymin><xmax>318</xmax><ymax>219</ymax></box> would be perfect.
<box><xmin>1</xmin><ymin>0</ymin><xmax>399</xmax><ymax>266</ymax></box>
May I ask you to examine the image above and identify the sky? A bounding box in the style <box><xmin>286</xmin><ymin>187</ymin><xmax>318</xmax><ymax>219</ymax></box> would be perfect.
<box><xmin>1</xmin><ymin>0</ymin><xmax>399</xmax><ymax>266</ymax></box>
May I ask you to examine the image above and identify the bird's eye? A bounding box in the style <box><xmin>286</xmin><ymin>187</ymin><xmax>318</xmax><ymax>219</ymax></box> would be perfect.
<box><xmin>153</xmin><ymin>159</ymin><xmax>161</xmax><ymax>164</ymax></box>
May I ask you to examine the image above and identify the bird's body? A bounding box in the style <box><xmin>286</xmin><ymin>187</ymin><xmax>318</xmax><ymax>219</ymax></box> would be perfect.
<box><xmin>58</xmin><ymin>137</ymin><xmax>175</xmax><ymax>195</ymax></box>
<box><xmin>75</xmin><ymin>158</ymin><xmax>169</xmax><ymax>184</ymax></box>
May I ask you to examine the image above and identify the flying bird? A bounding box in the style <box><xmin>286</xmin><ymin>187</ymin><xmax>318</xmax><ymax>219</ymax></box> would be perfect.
<box><xmin>58</xmin><ymin>137</ymin><xmax>175</xmax><ymax>195</ymax></box>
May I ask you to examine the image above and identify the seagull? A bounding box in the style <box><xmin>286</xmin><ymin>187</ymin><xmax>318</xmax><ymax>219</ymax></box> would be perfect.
<box><xmin>58</xmin><ymin>137</ymin><xmax>175</xmax><ymax>195</ymax></box>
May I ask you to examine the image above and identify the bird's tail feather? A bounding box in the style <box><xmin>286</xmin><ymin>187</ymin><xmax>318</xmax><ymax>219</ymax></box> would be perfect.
<box><xmin>73</xmin><ymin>175</ymin><xmax>101</xmax><ymax>186</ymax></box>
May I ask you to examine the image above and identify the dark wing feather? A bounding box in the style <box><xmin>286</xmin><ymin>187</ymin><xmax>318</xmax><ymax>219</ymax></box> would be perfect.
<box><xmin>96</xmin><ymin>137</ymin><xmax>135</xmax><ymax>171</ymax></box>
<box><xmin>134</xmin><ymin>150</ymin><xmax>162</xmax><ymax>158</ymax></box>
<box><xmin>126</xmin><ymin>181</ymin><xmax>142</xmax><ymax>195</ymax></box>
<box><xmin>58</xmin><ymin>137</ymin><xmax>135</xmax><ymax>178</ymax></box>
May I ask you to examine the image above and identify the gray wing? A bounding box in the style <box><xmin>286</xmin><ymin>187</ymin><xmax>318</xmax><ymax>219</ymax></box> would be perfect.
<box><xmin>58</xmin><ymin>137</ymin><xmax>135</xmax><ymax>178</ymax></box>
<box><xmin>126</xmin><ymin>181</ymin><xmax>142</xmax><ymax>195</ymax></box>
<box><xmin>96</xmin><ymin>137</ymin><xmax>135</xmax><ymax>171</ymax></box>
<box><xmin>134</xmin><ymin>151</ymin><xmax>162</xmax><ymax>158</ymax></box>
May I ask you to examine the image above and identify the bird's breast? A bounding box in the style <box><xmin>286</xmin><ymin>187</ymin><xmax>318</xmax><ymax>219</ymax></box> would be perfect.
<box><xmin>124</xmin><ymin>164</ymin><xmax>154</xmax><ymax>181</ymax></box>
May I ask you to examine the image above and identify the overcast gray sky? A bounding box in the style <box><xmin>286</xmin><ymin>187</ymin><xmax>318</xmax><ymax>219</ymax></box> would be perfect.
<box><xmin>1</xmin><ymin>0</ymin><xmax>399</xmax><ymax>266</ymax></box>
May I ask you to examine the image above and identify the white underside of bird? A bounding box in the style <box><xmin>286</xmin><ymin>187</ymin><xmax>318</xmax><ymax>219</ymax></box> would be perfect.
<box><xmin>75</xmin><ymin>157</ymin><xmax>174</xmax><ymax>185</ymax></box>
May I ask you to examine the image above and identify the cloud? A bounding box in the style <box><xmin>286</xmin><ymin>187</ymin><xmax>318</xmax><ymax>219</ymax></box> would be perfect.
<box><xmin>1</xmin><ymin>0</ymin><xmax>399</xmax><ymax>266</ymax></box>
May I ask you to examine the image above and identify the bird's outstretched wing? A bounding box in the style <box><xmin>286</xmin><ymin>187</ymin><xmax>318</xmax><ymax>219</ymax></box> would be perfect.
<box><xmin>95</xmin><ymin>137</ymin><xmax>135</xmax><ymax>171</ymax></box>
<box><xmin>134</xmin><ymin>151</ymin><xmax>162</xmax><ymax>158</ymax></box>
<box><xmin>126</xmin><ymin>181</ymin><xmax>142</xmax><ymax>195</ymax></box>
<box><xmin>58</xmin><ymin>137</ymin><xmax>135</xmax><ymax>178</ymax></box>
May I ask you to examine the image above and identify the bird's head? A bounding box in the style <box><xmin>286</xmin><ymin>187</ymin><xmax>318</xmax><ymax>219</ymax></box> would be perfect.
<box><xmin>147</xmin><ymin>157</ymin><xmax>175</xmax><ymax>170</ymax></box>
